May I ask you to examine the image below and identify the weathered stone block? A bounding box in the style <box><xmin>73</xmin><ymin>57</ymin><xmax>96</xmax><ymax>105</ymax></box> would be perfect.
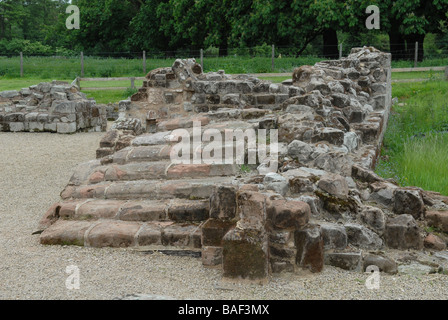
<box><xmin>312</xmin><ymin>127</ymin><xmax>345</xmax><ymax>146</ymax></box>
<box><xmin>236</xmin><ymin>191</ymin><xmax>266</xmax><ymax>231</ymax></box>
<box><xmin>424</xmin><ymin>233</ymin><xmax>446</xmax><ymax>251</ymax></box>
<box><xmin>393</xmin><ymin>188</ymin><xmax>425</xmax><ymax>219</ymax></box>
<box><xmin>317</xmin><ymin>173</ymin><xmax>349</xmax><ymax>199</ymax></box>
<box><xmin>266</xmin><ymin>199</ymin><xmax>310</xmax><ymax>231</ymax></box>
<box><xmin>202</xmin><ymin>246</ymin><xmax>223</xmax><ymax>266</ymax></box>
<box><xmin>201</xmin><ymin>219</ymin><xmax>236</xmax><ymax>247</ymax></box>
<box><xmin>359</xmin><ymin>206</ymin><xmax>386</xmax><ymax>235</ymax></box>
<box><xmin>57</xmin><ymin>122</ymin><xmax>77</xmax><ymax>134</ymax></box>
<box><xmin>87</xmin><ymin>221</ymin><xmax>140</xmax><ymax>248</ymax></box>
<box><xmin>384</xmin><ymin>214</ymin><xmax>423</xmax><ymax>250</ymax></box>
<box><xmin>168</xmin><ymin>200</ymin><xmax>209</xmax><ymax>222</ymax></box>
<box><xmin>362</xmin><ymin>254</ymin><xmax>397</xmax><ymax>274</ymax></box>
<box><xmin>222</xmin><ymin>228</ymin><xmax>269</xmax><ymax>282</ymax></box>
<box><xmin>325</xmin><ymin>252</ymin><xmax>362</xmax><ymax>271</ymax></box>
<box><xmin>321</xmin><ymin>222</ymin><xmax>347</xmax><ymax>250</ymax></box>
<box><xmin>344</xmin><ymin>223</ymin><xmax>383</xmax><ymax>250</ymax></box>
<box><xmin>209</xmin><ymin>186</ymin><xmax>237</xmax><ymax>220</ymax></box>
<box><xmin>426</xmin><ymin>210</ymin><xmax>448</xmax><ymax>232</ymax></box>
<box><xmin>295</xmin><ymin>225</ymin><xmax>324</xmax><ymax>273</ymax></box>
<box><xmin>40</xmin><ymin>220</ymin><xmax>90</xmax><ymax>246</ymax></box>
<box><xmin>137</xmin><ymin>224</ymin><xmax>162</xmax><ymax>246</ymax></box>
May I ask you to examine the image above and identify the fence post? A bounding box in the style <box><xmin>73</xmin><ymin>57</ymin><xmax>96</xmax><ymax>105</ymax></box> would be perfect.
<box><xmin>143</xmin><ymin>51</ymin><xmax>146</xmax><ymax>75</ymax></box>
<box><xmin>414</xmin><ymin>42</ymin><xmax>418</xmax><ymax>68</ymax></box>
<box><xmin>80</xmin><ymin>51</ymin><xmax>84</xmax><ymax>77</ymax></box>
<box><xmin>200</xmin><ymin>49</ymin><xmax>204</xmax><ymax>71</ymax></box>
<box><xmin>339</xmin><ymin>43</ymin><xmax>343</xmax><ymax>59</ymax></box>
<box><xmin>20</xmin><ymin>52</ymin><xmax>23</xmax><ymax>77</ymax></box>
<box><xmin>271</xmin><ymin>44</ymin><xmax>275</xmax><ymax>71</ymax></box>
<box><xmin>131</xmin><ymin>77</ymin><xmax>135</xmax><ymax>89</ymax></box>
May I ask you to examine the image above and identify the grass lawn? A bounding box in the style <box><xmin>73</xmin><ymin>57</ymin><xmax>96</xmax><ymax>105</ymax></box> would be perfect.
<box><xmin>376</xmin><ymin>80</ymin><xmax>448</xmax><ymax>195</ymax></box>
<box><xmin>391</xmin><ymin>70</ymin><xmax>444</xmax><ymax>80</ymax></box>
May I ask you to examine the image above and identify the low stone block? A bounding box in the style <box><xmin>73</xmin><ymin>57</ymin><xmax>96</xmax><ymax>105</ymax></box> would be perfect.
<box><xmin>202</xmin><ymin>246</ymin><xmax>223</xmax><ymax>266</ymax></box>
<box><xmin>9</xmin><ymin>122</ymin><xmax>25</xmax><ymax>132</ymax></box>
<box><xmin>424</xmin><ymin>233</ymin><xmax>447</xmax><ymax>251</ymax></box>
<box><xmin>426</xmin><ymin>210</ymin><xmax>448</xmax><ymax>232</ymax></box>
<box><xmin>321</xmin><ymin>222</ymin><xmax>347</xmax><ymax>250</ymax></box>
<box><xmin>87</xmin><ymin>221</ymin><xmax>140</xmax><ymax>248</ymax></box>
<box><xmin>40</xmin><ymin>220</ymin><xmax>91</xmax><ymax>246</ymax></box>
<box><xmin>119</xmin><ymin>201</ymin><xmax>167</xmax><ymax>221</ymax></box>
<box><xmin>201</xmin><ymin>219</ymin><xmax>235</xmax><ymax>247</ymax></box>
<box><xmin>345</xmin><ymin>223</ymin><xmax>383</xmax><ymax>250</ymax></box>
<box><xmin>168</xmin><ymin>200</ymin><xmax>209</xmax><ymax>222</ymax></box>
<box><xmin>384</xmin><ymin>214</ymin><xmax>423</xmax><ymax>250</ymax></box>
<box><xmin>57</xmin><ymin>122</ymin><xmax>77</xmax><ymax>134</ymax></box>
<box><xmin>317</xmin><ymin>173</ymin><xmax>349</xmax><ymax>199</ymax></box>
<box><xmin>222</xmin><ymin>228</ymin><xmax>269</xmax><ymax>282</ymax></box>
<box><xmin>393</xmin><ymin>188</ymin><xmax>425</xmax><ymax>219</ymax></box>
<box><xmin>137</xmin><ymin>224</ymin><xmax>162</xmax><ymax>246</ymax></box>
<box><xmin>362</xmin><ymin>254</ymin><xmax>397</xmax><ymax>274</ymax></box>
<box><xmin>236</xmin><ymin>191</ymin><xmax>267</xmax><ymax>231</ymax></box>
<box><xmin>295</xmin><ymin>225</ymin><xmax>324</xmax><ymax>273</ymax></box>
<box><xmin>359</xmin><ymin>206</ymin><xmax>386</xmax><ymax>235</ymax></box>
<box><xmin>325</xmin><ymin>252</ymin><xmax>362</xmax><ymax>271</ymax></box>
<box><xmin>209</xmin><ymin>186</ymin><xmax>237</xmax><ymax>220</ymax></box>
<box><xmin>266</xmin><ymin>199</ymin><xmax>310</xmax><ymax>231</ymax></box>
<box><xmin>161</xmin><ymin>224</ymin><xmax>198</xmax><ymax>248</ymax></box>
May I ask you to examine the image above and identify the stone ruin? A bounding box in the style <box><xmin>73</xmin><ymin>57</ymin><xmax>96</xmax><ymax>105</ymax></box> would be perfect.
<box><xmin>37</xmin><ymin>47</ymin><xmax>448</xmax><ymax>283</ymax></box>
<box><xmin>0</xmin><ymin>80</ymin><xmax>107</xmax><ymax>134</ymax></box>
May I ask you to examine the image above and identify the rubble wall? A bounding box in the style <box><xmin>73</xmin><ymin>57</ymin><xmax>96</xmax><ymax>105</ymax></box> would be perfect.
<box><xmin>0</xmin><ymin>81</ymin><xmax>107</xmax><ymax>134</ymax></box>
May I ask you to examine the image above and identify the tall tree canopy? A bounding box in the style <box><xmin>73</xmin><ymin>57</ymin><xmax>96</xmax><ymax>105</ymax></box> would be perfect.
<box><xmin>0</xmin><ymin>0</ymin><xmax>447</xmax><ymax>61</ymax></box>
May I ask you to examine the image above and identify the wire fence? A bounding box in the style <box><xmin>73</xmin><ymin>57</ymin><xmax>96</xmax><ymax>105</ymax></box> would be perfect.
<box><xmin>1</xmin><ymin>42</ymin><xmax>447</xmax><ymax>79</ymax></box>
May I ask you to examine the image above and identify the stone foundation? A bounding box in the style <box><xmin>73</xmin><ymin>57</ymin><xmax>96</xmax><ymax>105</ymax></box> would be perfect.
<box><xmin>37</xmin><ymin>47</ymin><xmax>448</xmax><ymax>282</ymax></box>
<box><xmin>0</xmin><ymin>80</ymin><xmax>107</xmax><ymax>134</ymax></box>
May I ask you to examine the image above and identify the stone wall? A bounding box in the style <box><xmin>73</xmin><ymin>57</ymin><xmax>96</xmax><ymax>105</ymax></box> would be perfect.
<box><xmin>37</xmin><ymin>47</ymin><xmax>448</xmax><ymax>283</ymax></box>
<box><xmin>0</xmin><ymin>81</ymin><xmax>107</xmax><ymax>134</ymax></box>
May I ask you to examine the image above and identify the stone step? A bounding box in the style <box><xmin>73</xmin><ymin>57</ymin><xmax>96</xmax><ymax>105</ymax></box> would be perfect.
<box><xmin>156</xmin><ymin>116</ymin><xmax>210</xmax><ymax>131</ymax></box>
<box><xmin>86</xmin><ymin>162</ymin><xmax>239</xmax><ymax>184</ymax></box>
<box><xmin>55</xmin><ymin>198</ymin><xmax>210</xmax><ymax>222</ymax></box>
<box><xmin>61</xmin><ymin>177</ymin><xmax>235</xmax><ymax>201</ymax></box>
<box><xmin>131</xmin><ymin>120</ymin><xmax>258</xmax><ymax>147</ymax></box>
<box><xmin>40</xmin><ymin>219</ymin><xmax>202</xmax><ymax>249</ymax></box>
<box><xmin>108</xmin><ymin>144</ymin><xmax>254</xmax><ymax>166</ymax></box>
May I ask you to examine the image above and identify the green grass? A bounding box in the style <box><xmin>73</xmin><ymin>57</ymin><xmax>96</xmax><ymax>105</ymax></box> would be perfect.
<box><xmin>258</xmin><ymin>76</ymin><xmax>290</xmax><ymax>83</ymax></box>
<box><xmin>376</xmin><ymin>80</ymin><xmax>448</xmax><ymax>195</ymax></box>
<box><xmin>391</xmin><ymin>70</ymin><xmax>444</xmax><ymax>80</ymax></box>
<box><xmin>1</xmin><ymin>55</ymin><xmax>445</xmax><ymax>79</ymax></box>
<box><xmin>83</xmin><ymin>89</ymin><xmax>130</xmax><ymax>104</ymax></box>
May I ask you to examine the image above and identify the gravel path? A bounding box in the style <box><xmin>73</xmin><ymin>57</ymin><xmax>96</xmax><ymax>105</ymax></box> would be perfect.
<box><xmin>1</xmin><ymin>131</ymin><xmax>448</xmax><ymax>300</ymax></box>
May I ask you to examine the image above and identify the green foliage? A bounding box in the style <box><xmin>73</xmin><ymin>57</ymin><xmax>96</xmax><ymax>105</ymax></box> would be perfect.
<box><xmin>376</xmin><ymin>81</ymin><xmax>448</xmax><ymax>195</ymax></box>
<box><xmin>122</xmin><ymin>87</ymin><xmax>138</xmax><ymax>99</ymax></box>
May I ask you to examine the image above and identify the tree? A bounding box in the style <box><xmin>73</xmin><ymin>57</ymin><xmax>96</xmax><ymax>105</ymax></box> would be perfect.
<box><xmin>71</xmin><ymin>0</ymin><xmax>140</xmax><ymax>53</ymax></box>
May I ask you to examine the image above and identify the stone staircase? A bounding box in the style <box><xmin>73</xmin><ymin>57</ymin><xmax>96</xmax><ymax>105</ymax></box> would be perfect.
<box><xmin>39</xmin><ymin>112</ymin><xmax>251</xmax><ymax>251</ymax></box>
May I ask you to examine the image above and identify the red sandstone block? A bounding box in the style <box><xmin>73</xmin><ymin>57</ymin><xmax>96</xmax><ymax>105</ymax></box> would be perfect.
<box><xmin>87</xmin><ymin>221</ymin><xmax>141</xmax><ymax>248</ymax></box>
<box><xmin>40</xmin><ymin>220</ymin><xmax>91</xmax><ymax>246</ymax></box>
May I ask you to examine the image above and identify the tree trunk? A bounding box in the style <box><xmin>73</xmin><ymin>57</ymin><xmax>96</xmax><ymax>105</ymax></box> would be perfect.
<box><xmin>322</xmin><ymin>28</ymin><xmax>339</xmax><ymax>59</ymax></box>
<box><xmin>219</xmin><ymin>44</ymin><xmax>228</xmax><ymax>57</ymax></box>
<box><xmin>406</xmin><ymin>34</ymin><xmax>425</xmax><ymax>62</ymax></box>
<box><xmin>389</xmin><ymin>29</ymin><xmax>406</xmax><ymax>61</ymax></box>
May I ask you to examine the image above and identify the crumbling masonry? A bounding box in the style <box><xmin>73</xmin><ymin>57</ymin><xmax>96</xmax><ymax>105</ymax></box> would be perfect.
<box><xmin>37</xmin><ymin>47</ymin><xmax>448</xmax><ymax>282</ymax></box>
<box><xmin>0</xmin><ymin>80</ymin><xmax>107</xmax><ymax>134</ymax></box>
